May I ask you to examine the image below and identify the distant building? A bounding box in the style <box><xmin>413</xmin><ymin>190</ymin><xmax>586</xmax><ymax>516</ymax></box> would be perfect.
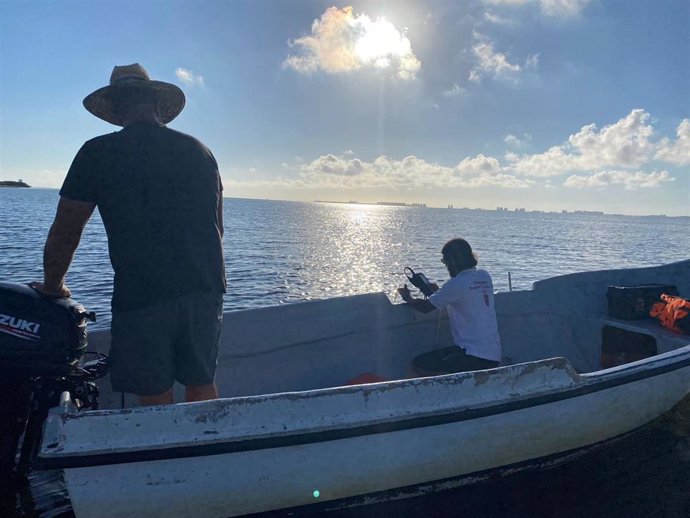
<box><xmin>376</xmin><ymin>201</ymin><xmax>426</xmax><ymax>207</ymax></box>
<box><xmin>574</xmin><ymin>210</ymin><xmax>604</xmax><ymax>216</ymax></box>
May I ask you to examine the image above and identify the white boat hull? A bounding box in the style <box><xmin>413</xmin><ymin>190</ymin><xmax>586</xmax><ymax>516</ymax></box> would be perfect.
<box><xmin>41</xmin><ymin>350</ymin><xmax>690</xmax><ymax>517</ymax></box>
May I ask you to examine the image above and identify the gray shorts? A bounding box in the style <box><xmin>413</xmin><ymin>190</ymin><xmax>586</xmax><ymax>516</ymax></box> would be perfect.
<box><xmin>109</xmin><ymin>292</ymin><xmax>223</xmax><ymax>396</ymax></box>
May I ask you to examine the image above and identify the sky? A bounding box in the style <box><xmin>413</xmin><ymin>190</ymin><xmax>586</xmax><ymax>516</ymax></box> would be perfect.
<box><xmin>1</xmin><ymin>0</ymin><xmax>688</xmax><ymax>216</ymax></box>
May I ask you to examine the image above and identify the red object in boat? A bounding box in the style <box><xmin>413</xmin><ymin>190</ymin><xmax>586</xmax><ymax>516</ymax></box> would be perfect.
<box><xmin>345</xmin><ymin>373</ymin><xmax>388</xmax><ymax>385</ymax></box>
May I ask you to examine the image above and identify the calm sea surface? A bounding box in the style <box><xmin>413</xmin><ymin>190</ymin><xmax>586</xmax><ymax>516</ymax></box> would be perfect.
<box><xmin>1</xmin><ymin>187</ymin><xmax>689</xmax><ymax>330</ymax></box>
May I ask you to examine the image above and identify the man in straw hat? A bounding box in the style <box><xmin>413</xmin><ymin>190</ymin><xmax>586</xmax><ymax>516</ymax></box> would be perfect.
<box><xmin>33</xmin><ymin>64</ymin><xmax>226</xmax><ymax>406</ymax></box>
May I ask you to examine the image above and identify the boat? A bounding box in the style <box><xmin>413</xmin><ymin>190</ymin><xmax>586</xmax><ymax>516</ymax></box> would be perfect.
<box><xmin>23</xmin><ymin>261</ymin><xmax>690</xmax><ymax>516</ymax></box>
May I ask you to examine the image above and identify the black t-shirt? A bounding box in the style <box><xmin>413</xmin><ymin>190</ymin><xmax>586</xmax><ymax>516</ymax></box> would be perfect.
<box><xmin>60</xmin><ymin>122</ymin><xmax>226</xmax><ymax>311</ymax></box>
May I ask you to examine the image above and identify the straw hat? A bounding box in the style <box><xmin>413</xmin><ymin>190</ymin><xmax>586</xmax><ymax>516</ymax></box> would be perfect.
<box><xmin>83</xmin><ymin>64</ymin><xmax>185</xmax><ymax>126</ymax></box>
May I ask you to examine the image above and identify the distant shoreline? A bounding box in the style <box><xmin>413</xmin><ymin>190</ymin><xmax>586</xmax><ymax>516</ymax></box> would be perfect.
<box><xmin>310</xmin><ymin>199</ymin><xmax>687</xmax><ymax>219</ymax></box>
<box><xmin>0</xmin><ymin>180</ymin><xmax>31</xmax><ymax>188</ymax></box>
<box><xmin>0</xmin><ymin>188</ymin><xmax>685</xmax><ymax>218</ymax></box>
<box><xmin>315</xmin><ymin>200</ymin><xmax>427</xmax><ymax>208</ymax></box>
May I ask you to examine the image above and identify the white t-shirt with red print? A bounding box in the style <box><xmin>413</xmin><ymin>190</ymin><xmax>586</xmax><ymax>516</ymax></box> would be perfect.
<box><xmin>428</xmin><ymin>267</ymin><xmax>502</xmax><ymax>362</ymax></box>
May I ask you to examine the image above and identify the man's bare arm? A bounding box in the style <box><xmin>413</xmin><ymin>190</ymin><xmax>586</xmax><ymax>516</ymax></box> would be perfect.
<box><xmin>217</xmin><ymin>193</ymin><xmax>224</xmax><ymax>238</ymax></box>
<box><xmin>37</xmin><ymin>197</ymin><xmax>95</xmax><ymax>296</ymax></box>
<box><xmin>397</xmin><ymin>285</ymin><xmax>437</xmax><ymax>313</ymax></box>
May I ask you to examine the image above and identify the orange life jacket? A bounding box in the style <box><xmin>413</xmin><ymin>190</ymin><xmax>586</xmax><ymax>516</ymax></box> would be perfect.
<box><xmin>649</xmin><ymin>294</ymin><xmax>690</xmax><ymax>334</ymax></box>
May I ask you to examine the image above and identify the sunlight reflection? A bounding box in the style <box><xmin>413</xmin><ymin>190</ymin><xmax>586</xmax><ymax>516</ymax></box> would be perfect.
<box><xmin>299</xmin><ymin>203</ymin><xmax>405</xmax><ymax>297</ymax></box>
<box><xmin>354</xmin><ymin>17</ymin><xmax>409</xmax><ymax>67</ymax></box>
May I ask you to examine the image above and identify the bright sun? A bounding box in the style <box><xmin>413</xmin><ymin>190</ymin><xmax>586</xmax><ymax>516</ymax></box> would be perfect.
<box><xmin>354</xmin><ymin>18</ymin><xmax>408</xmax><ymax>68</ymax></box>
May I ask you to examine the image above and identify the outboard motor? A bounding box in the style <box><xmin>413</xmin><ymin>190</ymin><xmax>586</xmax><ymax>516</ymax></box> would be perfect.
<box><xmin>0</xmin><ymin>281</ymin><xmax>106</xmax><ymax>510</ymax></box>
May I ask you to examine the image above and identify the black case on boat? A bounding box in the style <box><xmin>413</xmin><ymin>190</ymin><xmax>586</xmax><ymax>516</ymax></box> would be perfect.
<box><xmin>0</xmin><ymin>281</ymin><xmax>90</xmax><ymax>376</ymax></box>
<box><xmin>606</xmin><ymin>284</ymin><xmax>679</xmax><ymax>320</ymax></box>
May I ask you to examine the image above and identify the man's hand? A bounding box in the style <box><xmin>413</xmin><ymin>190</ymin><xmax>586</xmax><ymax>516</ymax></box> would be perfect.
<box><xmin>397</xmin><ymin>284</ymin><xmax>412</xmax><ymax>302</ymax></box>
<box><xmin>397</xmin><ymin>284</ymin><xmax>436</xmax><ymax>314</ymax></box>
<box><xmin>30</xmin><ymin>281</ymin><xmax>71</xmax><ymax>298</ymax></box>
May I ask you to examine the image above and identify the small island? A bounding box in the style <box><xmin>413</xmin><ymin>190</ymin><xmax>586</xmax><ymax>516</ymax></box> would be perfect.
<box><xmin>0</xmin><ymin>179</ymin><xmax>31</xmax><ymax>188</ymax></box>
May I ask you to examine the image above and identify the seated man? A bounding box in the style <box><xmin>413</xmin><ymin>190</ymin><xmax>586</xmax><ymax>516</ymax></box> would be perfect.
<box><xmin>398</xmin><ymin>238</ymin><xmax>502</xmax><ymax>376</ymax></box>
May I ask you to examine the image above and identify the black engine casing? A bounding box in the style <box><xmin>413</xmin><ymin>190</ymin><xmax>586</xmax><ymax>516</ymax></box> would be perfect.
<box><xmin>0</xmin><ymin>281</ymin><xmax>90</xmax><ymax>376</ymax></box>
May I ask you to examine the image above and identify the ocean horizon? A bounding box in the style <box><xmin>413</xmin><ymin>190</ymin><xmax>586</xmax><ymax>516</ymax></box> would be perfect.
<box><xmin>3</xmin><ymin>185</ymin><xmax>689</xmax><ymax>218</ymax></box>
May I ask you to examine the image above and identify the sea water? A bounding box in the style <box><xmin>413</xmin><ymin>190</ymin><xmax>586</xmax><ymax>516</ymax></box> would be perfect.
<box><xmin>1</xmin><ymin>188</ymin><xmax>688</xmax><ymax>331</ymax></box>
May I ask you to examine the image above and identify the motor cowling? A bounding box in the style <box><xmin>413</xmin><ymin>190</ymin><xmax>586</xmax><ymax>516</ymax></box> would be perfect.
<box><xmin>0</xmin><ymin>282</ymin><xmax>103</xmax><ymax>510</ymax></box>
<box><xmin>0</xmin><ymin>281</ymin><xmax>95</xmax><ymax>377</ymax></box>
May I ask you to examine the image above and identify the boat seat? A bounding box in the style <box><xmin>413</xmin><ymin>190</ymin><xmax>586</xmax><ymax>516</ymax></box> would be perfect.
<box><xmin>601</xmin><ymin>317</ymin><xmax>690</xmax><ymax>353</ymax></box>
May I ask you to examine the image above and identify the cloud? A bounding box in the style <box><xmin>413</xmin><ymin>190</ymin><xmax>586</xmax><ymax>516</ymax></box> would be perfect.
<box><xmin>302</xmin><ymin>154</ymin><xmax>365</xmax><ymax>176</ymax></box>
<box><xmin>455</xmin><ymin>154</ymin><xmax>533</xmax><ymax>188</ymax></box>
<box><xmin>564</xmin><ymin>170</ymin><xmax>675</xmax><ymax>190</ymax></box>
<box><xmin>504</xmin><ymin>133</ymin><xmax>532</xmax><ymax>148</ymax></box>
<box><xmin>509</xmin><ymin>146</ymin><xmax>572</xmax><ymax>177</ymax></box>
<box><xmin>566</xmin><ymin>109</ymin><xmax>655</xmax><ymax>167</ymax></box>
<box><xmin>175</xmin><ymin>68</ymin><xmax>204</xmax><ymax>87</ymax></box>
<box><xmin>655</xmin><ymin>119</ymin><xmax>690</xmax><ymax>166</ymax></box>
<box><xmin>484</xmin><ymin>11</ymin><xmax>517</xmax><ymax>25</ymax></box>
<box><xmin>442</xmin><ymin>83</ymin><xmax>465</xmax><ymax>97</ymax></box>
<box><xmin>299</xmin><ymin>154</ymin><xmax>449</xmax><ymax>189</ymax></box>
<box><xmin>469</xmin><ymin>40</ymin><xmax>521</xmax><ymax>82</ymax></box>
<box><xmin>295</xmin><ymin>153</ymin><xmax>529</xmax><ymax>190</ymax></box>
<box><xmin>467</xmin><ymin>32</ymin><xmax>538</xmax><ymax>83</ymax></box>
<box><xmin>484</xmin><ymin>0</ymin><xmax>591</xmax><ymax>17</ymax></box>
<box><xmin>456</xmin><ymin>154</ymin><xmax>502</xmax><ymax>175</ymax></box>
<box><xmin>283</xmin><ymin>6</ymin><xmax>421</xmax><ymax>80</ymax></box>
<box><xmin>509</xmin><ymin>109</ymin><xmax>658</xmax><ymax>177</ymax></box>
<box><xmin>524</xmin><ymin>53</ymin><xmax>539</xmax><ymax>69</ymax></box>
<box><xmin>539</xmin><ymin>0</ymin><xmax>591</xmax><ymax>17</ymax></box>
<box><xmin>224</xmin><ymin>109</ymin><xmax>681</xmax><ymax>196</ymax></box>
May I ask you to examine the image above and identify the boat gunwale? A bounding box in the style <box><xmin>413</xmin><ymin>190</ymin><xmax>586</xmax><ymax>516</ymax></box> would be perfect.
<box><xmin>35</xmin><ymin>345</ymin><xmax>690</xmax><ymax>470</ymax></box>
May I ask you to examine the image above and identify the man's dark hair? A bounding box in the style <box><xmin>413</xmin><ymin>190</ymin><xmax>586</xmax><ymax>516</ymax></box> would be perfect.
<box><xmin>442</xmin><ymin>238</ymin><xmax>478</xmax><ymax>272</ymax></box>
